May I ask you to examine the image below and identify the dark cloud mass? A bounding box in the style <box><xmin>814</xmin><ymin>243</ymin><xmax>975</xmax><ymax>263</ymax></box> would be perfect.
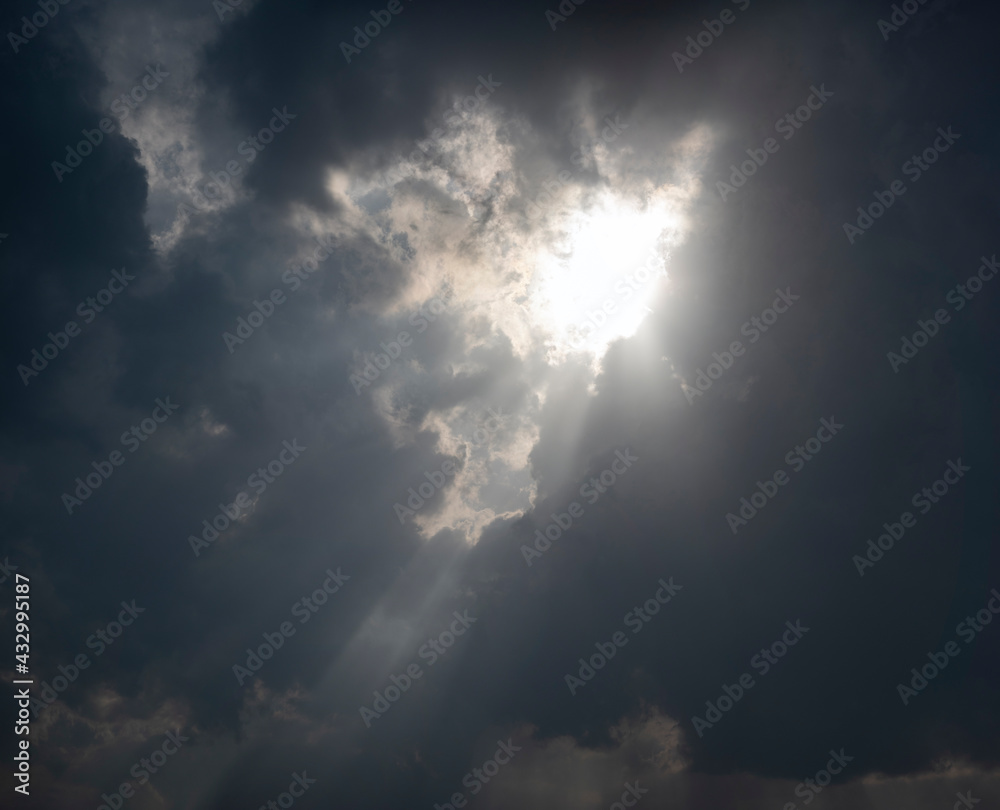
<box><xmin>1</xmin><ymin>0</ymin><xmax>999</xmax><ymax>807</ymax></box>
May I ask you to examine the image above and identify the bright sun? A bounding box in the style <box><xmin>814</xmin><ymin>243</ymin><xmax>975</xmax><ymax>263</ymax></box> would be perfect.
<box><xmin>530</xmin><ymin>188</ymin><xmax>682</xmax><ymax>361</ymax></box>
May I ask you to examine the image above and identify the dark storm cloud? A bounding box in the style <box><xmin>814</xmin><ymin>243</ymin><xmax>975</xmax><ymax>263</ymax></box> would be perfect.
<box><xmin>2</xmin><ymin>0</ymin><xmax>999</xmax><ymax>807</ymax></box>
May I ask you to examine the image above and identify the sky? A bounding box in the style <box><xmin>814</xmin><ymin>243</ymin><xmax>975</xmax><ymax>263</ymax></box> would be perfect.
<box><xmin>1</xmin><ymin>0</ymin><xmax>999</xmax><ymax>808</ymax></box>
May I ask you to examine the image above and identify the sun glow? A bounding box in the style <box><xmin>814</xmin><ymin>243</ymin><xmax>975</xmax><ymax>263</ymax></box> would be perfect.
<box><xmin>530</xmin><ymin>188</ymin><xmax>682</xmax><ymax>361</ymax></box>
<box><xmin>321</xmin><ymin>111</ymin><xmax>703</xmax><ymax>541</ymax></box>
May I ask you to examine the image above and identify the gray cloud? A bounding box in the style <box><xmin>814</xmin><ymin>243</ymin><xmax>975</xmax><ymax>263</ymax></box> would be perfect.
<box><xmin>2</xmin><ymin>0</ymin><xmax>999</xmax><ymax>807</ymax></box>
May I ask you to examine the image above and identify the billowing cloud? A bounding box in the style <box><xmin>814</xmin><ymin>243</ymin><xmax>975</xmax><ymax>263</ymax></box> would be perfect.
<box><xmin>2</xmin><ymin>0</ymin><xmax>1000</xmax><ymax>807</ymax></box>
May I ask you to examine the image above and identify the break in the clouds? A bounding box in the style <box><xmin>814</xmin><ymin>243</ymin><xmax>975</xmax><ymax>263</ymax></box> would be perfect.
<box><xmin>1</xmin><ymin>0</ymin><xmax>999</xmax><ymax>808</ymax></box>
